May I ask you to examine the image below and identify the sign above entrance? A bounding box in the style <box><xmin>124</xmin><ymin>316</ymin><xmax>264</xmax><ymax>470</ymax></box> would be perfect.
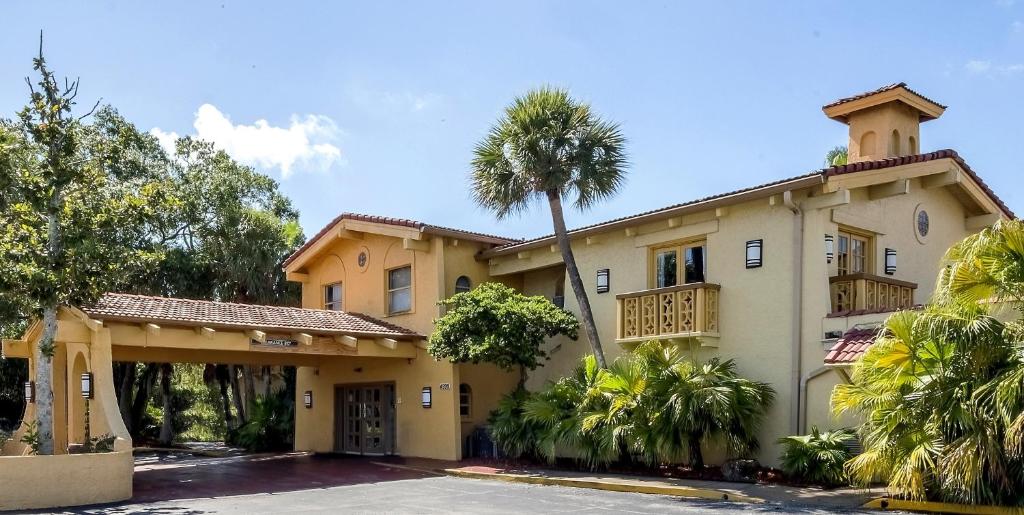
<box><xmin>251</xmin><ymin>337</ymin><xmax>298</xmax><ymax>347</ymax></box>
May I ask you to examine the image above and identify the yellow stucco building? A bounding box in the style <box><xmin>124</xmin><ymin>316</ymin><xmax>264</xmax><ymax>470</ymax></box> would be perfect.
<box><xmin>0</xmin><ymin>83</ymin><xmax>1014</xmax><ymax>510</ymax></box>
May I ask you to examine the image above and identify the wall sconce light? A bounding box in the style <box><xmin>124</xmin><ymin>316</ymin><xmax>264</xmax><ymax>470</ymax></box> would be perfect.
<box><xmin>885</xmin><ymin>248</ymin><xmax>897</xmax><ymax>275</ymax></box>
<box><xmin>745</xmin><ymin>239</ymin><xmax>763</xmax><ymax>269</ymax></box>
<box><xmin>596</xmin><ymin>269</ymin><xmax>610</xmax><ymax>294</ymax></box>
<box><xmin>81</xmin><ymin>372</ymin><xmax>94</xmax><ymax>400</ymax></box>
<box><xmin>303</xmin><ymin>390</ymin><xmax>313</xmax><ymax>409</ymax></box>
<box><xmin>421</xmin><ymin>387</ymin><xmax>432</xmax><ymax>408</ymax></box>
<box><xmin>24</xmin><ymin>381</ymin><xmax>34</xmax><ymax>403</ymax></box>
<box><xmin>825</xmin><ymin>234</ymin><xmax>834</xmax><ymax>263</ymax></box>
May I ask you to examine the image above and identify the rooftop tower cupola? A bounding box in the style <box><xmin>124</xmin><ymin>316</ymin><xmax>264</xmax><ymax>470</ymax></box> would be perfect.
<box><xmin>823</xmin><ymin>83</ymin><xmax>946</xmax><ymax>163</ymax></box>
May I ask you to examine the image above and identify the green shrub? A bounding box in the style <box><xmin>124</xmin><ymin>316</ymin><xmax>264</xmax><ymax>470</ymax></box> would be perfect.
<box><xmin>778</xmin><ymin>427</ymin><xmax>854</xmax><ymax>487</ymax></box>
<box><xmin>19</xmin><ymin>420</ymin><xmax>39</xmax><ymax>455</ymax></box>
<box><xmin>488</xmin><ymin>388</ymin><xmax>545</xmax><ymax>459</ymax></box>
<box><xmin>490</xmin><ymin>342</ymin><xmax>775</xmax><ymax>470</ymax></box>
<box><xmin>235</xmin><ymin>389</ymin><xmax>293</xmax><ymax>452</ymax></box>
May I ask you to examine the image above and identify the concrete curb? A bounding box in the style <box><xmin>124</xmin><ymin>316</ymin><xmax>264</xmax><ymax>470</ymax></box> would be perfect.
<box><xmin>133</xmin><ymin>446</ymin><xmax>230</xmax><ymax>458</ymax></box>
<box><xmin>862</xmin><ymin>497</ymin><xmax>1023</xmax><ymax>515</ymax></box>
<box><xmin>369</xmin><ymin>461</ymin><xmax>446</xmax><ymax>476</ymax></box>
<box><xmin>443</xmin><ymin>468</ymin><xmax>764</xmax><ymax>504</ymax></box>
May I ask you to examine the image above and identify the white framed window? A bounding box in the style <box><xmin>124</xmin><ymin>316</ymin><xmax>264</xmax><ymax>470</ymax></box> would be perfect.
<box><xmin>387</xmin><ymin>266</ymin><xmax>412</xmax><ymax>314</ymax></box>
<box><xmin>455</xmin><ymin>275</ymin><xmax>472</xmax><ymax>294</ymax></box>
<box><xmin>324</xmin><ymin>283</ymin><xmax>343</xmax><ymax>311</ymax></box>
<box><xmin>459</xmin><ymin>383</ymin><xmax>472</xmax><ymax>418</ymax></box>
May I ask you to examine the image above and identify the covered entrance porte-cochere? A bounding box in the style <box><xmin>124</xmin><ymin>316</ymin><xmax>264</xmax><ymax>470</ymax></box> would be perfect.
<box><xmin>335</xmin><ymin>383</ymin><xmax>396</xmax><ymax>455</ymax></box>
<box><xmin>0</xmin><ymin>292</ymin><xmax>424</xmax><ymax>512</ymax></box>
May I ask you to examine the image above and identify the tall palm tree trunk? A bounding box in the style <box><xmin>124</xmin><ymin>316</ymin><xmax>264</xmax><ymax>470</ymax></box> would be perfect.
<box><xmin>546</xmin><ymin>189</ymin><xmax>608</xmax><ymax>369</ymax></box>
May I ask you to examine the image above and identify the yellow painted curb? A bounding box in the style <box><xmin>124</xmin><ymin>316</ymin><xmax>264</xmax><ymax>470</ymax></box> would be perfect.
<box><xmin>862</xmin><ymin>497</ymin><xmax>1024</xmax><ymax>515</ymax></box>
<box><xmin>444</xmin><ymin>468</ymin><xmax>763</xmax><ymax>504</ymax></box>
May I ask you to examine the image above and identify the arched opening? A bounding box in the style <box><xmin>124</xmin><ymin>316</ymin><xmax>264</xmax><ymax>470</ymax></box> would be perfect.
<box><xmin>459</xmin><ymin>383</ymin><xmax>472</xmax><ymax>419</ymax></box>
<box><xmin>859</xmin><ymin>131</ymin><xmax>876</xmax><ymax>158</ymax></box>
<box><xmin>908</xmin><ymin>135</ymin><xmax>918</xmax><ymax>154</ymax></box>
<box><xmin>890</xmin><ymin>129</ymin><xmax>901</xmax><ymax>156</ymax></box>
<box><xmin>69</xmin><ymin>352</ymin><xmax>89</xmax><ymax>446</ymax></box>
<box><xmin>455</xmin><ymin>275</ymin><xmax>471</xmax><ymax>294</ymax></box>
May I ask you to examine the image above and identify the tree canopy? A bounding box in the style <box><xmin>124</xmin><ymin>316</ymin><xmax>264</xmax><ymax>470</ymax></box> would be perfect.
<box><xmin>428</xmin><ymin>282</ymin><xmax>579</xmax><ymax>378</ymax></box>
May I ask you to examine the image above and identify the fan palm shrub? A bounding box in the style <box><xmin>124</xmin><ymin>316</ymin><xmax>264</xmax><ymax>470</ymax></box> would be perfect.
<box><xmin>778</xmin><ymin>427</ymin><xmax>854</xmax><ymax>487</ymax></box>
<box><xmin>833</xmin><ymin>219</ymin><xmax>1024</xmax><ymax>506</ymax></box>
<box><xmin>492</xmin><ymin>341</ymin><xmax>774</xmax><ymax>470</ymax></box>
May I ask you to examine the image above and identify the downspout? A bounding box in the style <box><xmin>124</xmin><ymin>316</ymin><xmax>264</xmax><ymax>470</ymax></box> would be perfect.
<box><xmin>799</xmin><ymin>365</ymin><xmax>833</xmax><ymax>434</ymax></box>
<box><xmin>783</xmin><ymin>191</ymin><xmax>803</xmax><ymax>435</ymax></box>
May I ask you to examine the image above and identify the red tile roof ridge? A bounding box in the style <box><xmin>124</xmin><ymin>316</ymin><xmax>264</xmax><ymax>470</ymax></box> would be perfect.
<box><xmin>822</xmin><ymin>82</ymin><xmax>948</xmax><ymax>110</ymax></box>
<box><xmin>283</xmin><ymin>212</ymin><xmax>521</xmax><ymax>268</ymax></box>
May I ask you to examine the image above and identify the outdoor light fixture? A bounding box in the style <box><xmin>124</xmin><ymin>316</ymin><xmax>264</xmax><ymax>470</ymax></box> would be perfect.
<box><xmin>421</xmin><ymin>387</ymin><xmax>432</xmax><ymax>408</ymax></box>
<box><xmin>596</xmin><ymin>269</ymin><xmax>610</xmax><ymax>294</ymax></box>
<box><xmin>303</xmin><ymin>390</ymin><xmax>313</xmax><ymax>409</ymax></box>
<box><xmin>885</xmin><ymin>248</ymin><xmax>897</xmax><ymax>275</ymax></box>
<box><xmin>24</xmin><ymin>381</ymin><xmax>34</xmax><ymax>403</ymax></box>
<box><xmin>745</xmin><ymin>239</ymin><xmax>763</xmax><ymax>269</ymax></box>
<box><xmin>825</xmin><ymin>234</ymin><xmax>835</xmax><ymax>263</ymax></box>
<box><xmin>81</xmin><ymin>372</ymin><xmax>94</xmax><ymax>400</ymax></box>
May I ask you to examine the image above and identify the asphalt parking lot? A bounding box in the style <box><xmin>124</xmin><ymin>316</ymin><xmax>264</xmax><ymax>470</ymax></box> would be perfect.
<box><xmin>39</xmin><ymin>453</ymin><xmax>895</xmax><ymax>514</ymax></box>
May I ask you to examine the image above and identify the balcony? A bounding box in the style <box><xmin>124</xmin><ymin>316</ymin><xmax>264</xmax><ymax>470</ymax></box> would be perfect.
<box><xmin>829</xmin><ymin>273</ymin><xmax>917</xmax><ymax>315</ymax></box>
<box><xmin>616</xmin><ymin>283</ymin><xmax>720</xmax><ymax>344</ymax></box>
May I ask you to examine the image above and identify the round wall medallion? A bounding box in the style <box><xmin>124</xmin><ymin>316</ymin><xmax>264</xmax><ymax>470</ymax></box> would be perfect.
<box><xmin>913</xmin><ymin>204</ymin><xmax>930</xmax><ymax>244</ymax></box>
<box><xmin>357</xmin><ymin>246</ymin><xmax>370</xmax><ymax>272</ymax></box>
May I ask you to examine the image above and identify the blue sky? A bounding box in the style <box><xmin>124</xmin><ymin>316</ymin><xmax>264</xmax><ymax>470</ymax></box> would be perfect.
<box><xmin>2</xmin><ymin>1</ymin><xmax>1022</xmax><ymax>240</ymax></box>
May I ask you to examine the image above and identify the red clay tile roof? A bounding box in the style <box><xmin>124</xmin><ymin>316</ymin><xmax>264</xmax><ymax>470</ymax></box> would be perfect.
<box><xmin>822</xmin><ymin>82</ymin><xmax>947</xmax><ymax>111</ymax></box>
<box><xmin>824</xmin><ymin>325</ymin><xmax>883</xmax><ymax>366</ymax></box>
<box><xmin>483</xmin><ymin>149</ymin><xmax>1013</xmax><ymax>256</ymax></box>
<box><xmin>284</xmin><ymin>212</ymin><xmax>520</xmax><ymax>268</ymax></box>
<box><xmin>83</xmin><ymin>293</ymin><xmax>420</xmax><ymax>338</ymax></box>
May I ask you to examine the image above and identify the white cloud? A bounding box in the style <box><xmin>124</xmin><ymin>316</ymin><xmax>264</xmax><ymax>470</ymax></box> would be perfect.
<box><xmin>966</xmin><ymin>60</ymin><xmax>993</xmax><ymax>73</ymax></box>
<box><xmin>150</xmin><ymin>104</ymin><xmax>344</xmax><ymax>178</ymax></box>
<box><xmin>966</xmin><ymin>59</ymin><xmax>1024</xmax><ymax>75</ymax></box>
<box><xmin>346</xmin><ymin>84</ymin><xmax>441</xmax><ymax>114</ymax></box>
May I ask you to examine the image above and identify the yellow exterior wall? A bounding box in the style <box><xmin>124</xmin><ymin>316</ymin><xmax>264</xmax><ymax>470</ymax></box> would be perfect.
<box><xmin>293</xmin><ymin>351</ymin><xmax>462</xmax><ymax>460</ymax></box>
<box><xmin>0</xmin><ymin>451</ymin><xmax>134</xmax><ymax>511</ymax></box>
<box><xmin>456</xmin><ymin>362</ymin><xmax>520</xmax><ymax>443</ymax></box>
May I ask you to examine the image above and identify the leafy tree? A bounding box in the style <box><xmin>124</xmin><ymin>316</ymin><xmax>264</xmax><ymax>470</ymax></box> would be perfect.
<box><xmin>778</xmin><ymin>427</ymin><xmax>854</xmax><ymax>487</ymax></box>
<box><xmin>429</xmin><ymin>282</ymin><xmax>579</xmax><ymax>385</ymax></box>
<box><xmin>825</xmin><ymin>145</ymin><xmax>848</xmax><ymax>166</ymax></box>
<box><xmin>471</xmin><ymin>87</ymin><xmax>627</xmax><ymax>369</ymax></box>
<box><xmin>0</xmin><ymin>40</ymin><xmax>165</xmax><ymax>454</ymax></box>
<box><xmin>833</xmin><ymin>220</ymin><xmax>1024</xmax><ymax>505</ymax></box>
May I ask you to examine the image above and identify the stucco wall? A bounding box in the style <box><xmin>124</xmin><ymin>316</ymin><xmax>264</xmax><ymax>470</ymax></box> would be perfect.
<box><xmin>803</xmin><ymin>180</ymin><xmax>975</xmax><ymax>433</ymax></box>
<box><xmin>0</xmin><ymin>450</ymin><xmax>134</xmax><ymax>511</ymax></box>
<box><xmin>294</xmin><ymin>351</ymin><xmax>462</xmax><ymax>460</ymax></box>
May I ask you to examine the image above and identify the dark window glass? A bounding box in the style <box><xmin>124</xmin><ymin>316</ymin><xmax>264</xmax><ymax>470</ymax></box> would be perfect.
<box><xmin>684</xmin><ymin>245</ymin><xmax>706</xmax><ymax>284</ymax></box>
<box><xmin>656</xmin><ymin>250</ymin><xmax>678</xmax><ymax>287</ymax></box>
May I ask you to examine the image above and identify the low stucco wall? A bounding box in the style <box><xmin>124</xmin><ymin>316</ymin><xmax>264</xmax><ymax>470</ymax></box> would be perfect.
<box><xmin>0</xmin><ymin>450</ymin><xmax>133</xmax><ymax>511</ymax></box>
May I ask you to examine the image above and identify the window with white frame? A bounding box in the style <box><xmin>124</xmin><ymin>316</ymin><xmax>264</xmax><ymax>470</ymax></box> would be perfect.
<box><xmin>324</xmin><ymin>283</ymin><xmax>342</xmax><ymax>311</ymax></box>
<box><xmin>388</xmin><ymin>266</ymin><xmax>412</xmax><ymax>314</ymax></box>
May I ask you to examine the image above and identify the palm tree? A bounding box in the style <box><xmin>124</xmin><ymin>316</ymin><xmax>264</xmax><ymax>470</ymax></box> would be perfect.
<box><xmin>472</xmin><ymin>87</ymin><xmax>627</xmax><ymax>368</ymax></box>
<box><xmin>833</xmin><ymin>220</ymin><xmax>1024</xmax><ymax>505</ymax></box>
<box><xmin>825</xmin><ymin>146</ymin><xmax>848</xmax><ymax>167</ymax></box>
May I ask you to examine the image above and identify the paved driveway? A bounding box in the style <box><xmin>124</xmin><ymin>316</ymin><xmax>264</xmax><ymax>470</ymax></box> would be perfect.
<box><xmin>40</xmin><ymin>453</ymin><xmax>894</xmax><ymax>514</ymax></box>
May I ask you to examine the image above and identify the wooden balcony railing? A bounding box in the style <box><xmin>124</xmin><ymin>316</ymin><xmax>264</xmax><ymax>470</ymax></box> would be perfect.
<box><xmin>829</xmin><ymin>273</ymin><xmax>917</xmax><ymax>314</ymax></box>
<box><xmin>616</xmin><ymin>283</ymin><xmax>720</xmax><ymax>342</ymax></box>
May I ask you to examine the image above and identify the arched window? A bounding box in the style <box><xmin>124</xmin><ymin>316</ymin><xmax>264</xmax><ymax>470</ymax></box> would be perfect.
<box><xmin>908</xmin><ymin>135</ymin><xmax>918</xmax><ymax>154</ymax></box>
<box><xmin>890</xmin><ymin>129</ymin><xmax>901</xmax><ymax>156</ymax></box>
<box><xmin>459</xmin><ymin>383</ymin><xmax>472</xmax><ymax>418</ymax></box>
<box><xmin>859</xmin><ymin>131</ymin><xmax>876</xmax><ymax>157</ymax></box>
<box><xmin>455</xmin><ymin>275</ymin><xmax>471</xmax><ymax>294</ymax></box>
